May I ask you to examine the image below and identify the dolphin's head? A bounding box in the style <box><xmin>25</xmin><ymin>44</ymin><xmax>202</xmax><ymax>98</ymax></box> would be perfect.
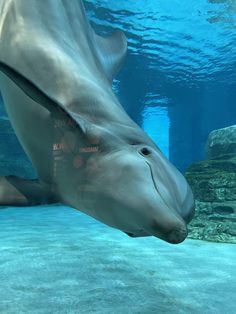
<box><xmin>75</xmin><ymin>125</ymin><xmax>195</xmax><ymax>244</ymax></box>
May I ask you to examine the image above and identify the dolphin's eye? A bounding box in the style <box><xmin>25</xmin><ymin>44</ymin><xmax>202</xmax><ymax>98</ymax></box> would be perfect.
<box><xmin>139</xmin><ymin>147</ymin><xmax>151</xmax><ymax>156</ymax></box>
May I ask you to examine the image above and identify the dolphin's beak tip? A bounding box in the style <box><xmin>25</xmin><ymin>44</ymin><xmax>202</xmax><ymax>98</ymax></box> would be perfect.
<box><xmin>148</xmin><ymin>218</ymin><xmax>188</xmax><ymax>244</ymax></box>
<box><xmin>166</xmin><ymin>225</ymin><xmax>188</xmax><ymax>244</ymax></box>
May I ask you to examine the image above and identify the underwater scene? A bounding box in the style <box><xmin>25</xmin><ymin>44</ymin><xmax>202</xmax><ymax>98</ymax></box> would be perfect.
<box><xmin>0</xmin><ymin>0</ymin><xmax>235</xmax><ymax>313</ymax></box>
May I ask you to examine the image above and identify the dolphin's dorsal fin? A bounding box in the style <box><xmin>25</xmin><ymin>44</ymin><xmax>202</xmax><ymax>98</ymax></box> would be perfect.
<box><xmin>94</xmin><ymin>30</ymin><xmax>127</xmax><ymax>82</ymax></box>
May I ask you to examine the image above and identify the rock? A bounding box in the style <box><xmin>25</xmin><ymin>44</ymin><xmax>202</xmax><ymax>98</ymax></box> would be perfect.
<box><xmin>187</xmin><ymin>200</ymin><xmax>236</xmax><ymax>243</ymax></box>
<box><xmin>186</xmin><ymin>154</ymin><xmax>236</xmax><ymax>202</ymax></box>
<box><xmin>185</xmin><ymin>154</ymin><xmax>236</xmax><ymax>243</ymax></box>
<box><xmin>206</xmin><ymin>125</ymin><xmax>236</xmax><ymax>159</ymax></box>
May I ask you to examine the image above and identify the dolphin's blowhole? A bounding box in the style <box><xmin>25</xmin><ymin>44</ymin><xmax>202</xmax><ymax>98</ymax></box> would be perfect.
<box><xmin>139</xmin><ymin>147</ymin><xmax>151</xmax><ymax>156</ymax></box>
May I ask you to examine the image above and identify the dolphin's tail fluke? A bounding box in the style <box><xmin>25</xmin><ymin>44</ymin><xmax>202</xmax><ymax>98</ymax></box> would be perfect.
<box><xmin>0</xmin><ymin>175</ymin><xmax>57</xmax><ymax>206</ymax></box>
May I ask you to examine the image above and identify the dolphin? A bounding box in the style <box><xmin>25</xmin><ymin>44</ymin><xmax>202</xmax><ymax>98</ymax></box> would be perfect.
<box><xmin>0</xmin><ymin>0</ymin><xmax>194</xmax><ymax>244</ymax></box>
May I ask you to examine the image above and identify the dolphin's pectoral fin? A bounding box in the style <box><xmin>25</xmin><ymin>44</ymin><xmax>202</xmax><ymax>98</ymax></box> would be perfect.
<box><xmin>124</xmin><ymin>231</ymin><xmax>151</xmax><ymax>238</ymax></box>
<box><xmin>0</xmin><ymin>62</ymin><xmax>88</xmax><ymax>134</ymax></box>
<box><xmin>0</xmin><ymin>62</ymin><xmax>61</xmax><ymax>115</ymax></box>
<box><xmin>94</xmin><ymin>30</ymin><xmax>127</xmax><ymax>82</ymax></box>
<box><xmin>0</xmin><ymin>176</ymin><xmax>57</xmax><ymax>206</ymax></box>
<box><xmin>125</xmin><ymin>232</ymin><xmax>138</xmax><ymax>237</ymax></box>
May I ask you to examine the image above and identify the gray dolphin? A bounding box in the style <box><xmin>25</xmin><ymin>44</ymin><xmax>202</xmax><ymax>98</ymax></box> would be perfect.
<box><xmin>0</xmin><ymin>0</ymin><xmax>194</xmax><ymax>244</ymax></box>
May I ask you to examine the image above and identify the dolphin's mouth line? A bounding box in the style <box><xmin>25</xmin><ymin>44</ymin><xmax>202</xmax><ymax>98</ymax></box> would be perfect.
<box><xmin>145</xmin><ymin>161</ymin><xmax>159</xmax><ymax>195</ymax></box>
<box><xmin>145</xmin><ymin>161</ymin><xmax>170</xmax><ymax>210</ymax></box>
<box><xmin>145</xmin><ymin>161</ymin><xmax>181</xmax><ymax>220</ymax></box>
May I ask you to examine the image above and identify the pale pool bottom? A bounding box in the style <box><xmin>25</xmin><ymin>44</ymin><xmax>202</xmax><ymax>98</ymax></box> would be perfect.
<box><xmin>0</xmin><ymin>205</ymin><xmax>235</xmax><ymax>314</ymax></box>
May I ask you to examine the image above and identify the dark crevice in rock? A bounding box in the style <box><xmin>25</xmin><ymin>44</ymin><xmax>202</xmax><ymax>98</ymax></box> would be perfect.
<box><xmin>213</xmin><ymin>206</ymin><xmax>234</xmax><ymax>214</ymax></box>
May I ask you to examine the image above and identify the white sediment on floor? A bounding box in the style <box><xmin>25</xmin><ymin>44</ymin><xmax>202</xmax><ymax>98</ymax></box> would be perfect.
<box><xmin>0</xmin><ymin>205</ymin><xmax>235</xmax><ymax>314</ymax></box>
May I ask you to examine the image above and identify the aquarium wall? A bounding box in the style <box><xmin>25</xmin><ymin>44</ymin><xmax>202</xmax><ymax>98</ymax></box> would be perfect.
<box><xmin>116</xmin><ymin>56</ymin><xmax>236</xmax><ymax>171</ymax></box>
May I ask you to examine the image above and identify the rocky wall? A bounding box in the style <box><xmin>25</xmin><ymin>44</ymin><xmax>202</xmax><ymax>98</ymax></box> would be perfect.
<box><xmin>185</xmin><ymin>125</ymin><xmax>236</xmax><ymax>243</ymax></box>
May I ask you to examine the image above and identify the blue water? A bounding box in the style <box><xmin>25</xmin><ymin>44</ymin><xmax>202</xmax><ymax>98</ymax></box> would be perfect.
<box><xmin>85</xmin><ymin>0</ymin><xmax>236</xmax><ymax>85</ymax></box>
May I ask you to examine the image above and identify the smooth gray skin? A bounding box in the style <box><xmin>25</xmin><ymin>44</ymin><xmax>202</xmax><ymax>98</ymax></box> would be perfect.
<box><xmin>0</xmin><ymin>0</ymin><xmax>194</xmax><ymax>244</ymax></box>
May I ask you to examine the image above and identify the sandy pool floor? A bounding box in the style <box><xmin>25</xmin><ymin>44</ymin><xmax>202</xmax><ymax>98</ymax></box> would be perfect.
<box><xmin>0</xmin><ymin>205</ymin><xmax>235</xmax><ymax>314</ymax></box>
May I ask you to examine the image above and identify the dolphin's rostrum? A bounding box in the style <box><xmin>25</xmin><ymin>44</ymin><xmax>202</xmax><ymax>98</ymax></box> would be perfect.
<box><xmin>0</xmin><ymin>0</ymin><xmax>194</xmax><ymax>244</ymax></box>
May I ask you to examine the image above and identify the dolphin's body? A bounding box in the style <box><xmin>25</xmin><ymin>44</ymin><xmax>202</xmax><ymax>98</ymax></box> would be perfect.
<box><xmin>0</xmin><ymin>0</ymin><xmax>194</xmax><ymax>243</ymax></box>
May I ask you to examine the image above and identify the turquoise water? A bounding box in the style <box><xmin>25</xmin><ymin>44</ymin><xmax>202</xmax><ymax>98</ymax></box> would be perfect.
<box><xmin>0</xmin><ymin>205</ymin><xmax>235</xmax><ymax>314</ymax></box>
